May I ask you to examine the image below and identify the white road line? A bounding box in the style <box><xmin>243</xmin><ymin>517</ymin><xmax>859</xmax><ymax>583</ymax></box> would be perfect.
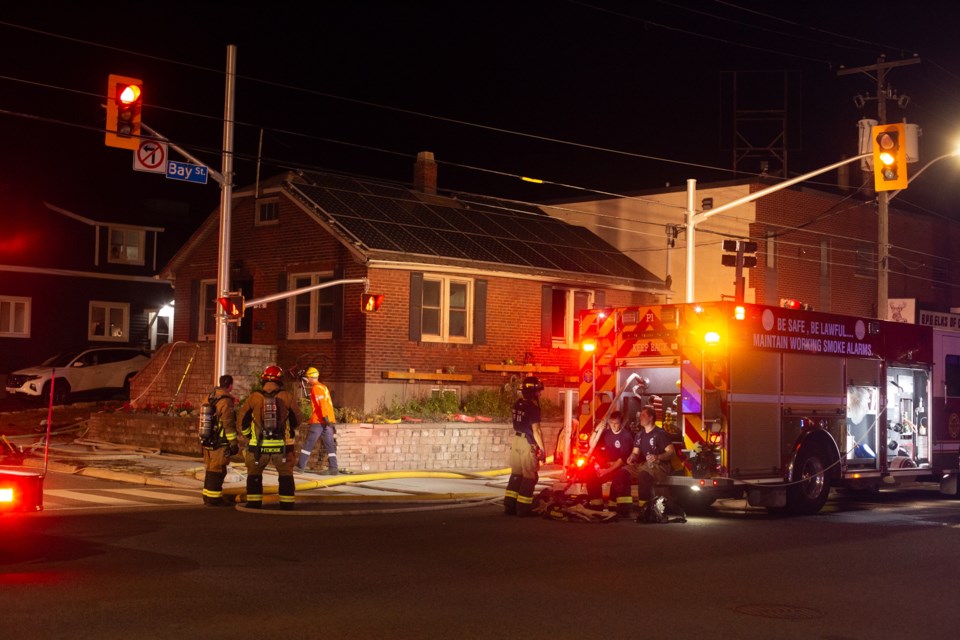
<box><xmin>110</xmin><ymin>488</ymin><xmax>200</xmax><ymax>503</ymax></box>
<box><xmin>44</xmin><ymin>489</ymin><xmax>142</xmax><ymax>505</ymax></box>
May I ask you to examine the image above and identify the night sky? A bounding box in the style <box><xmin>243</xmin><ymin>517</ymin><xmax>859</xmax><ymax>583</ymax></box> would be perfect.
<box><xmin>2</xmin><ymin>0</ymin><xmax>959</xmax><ymax>241</ymax></box>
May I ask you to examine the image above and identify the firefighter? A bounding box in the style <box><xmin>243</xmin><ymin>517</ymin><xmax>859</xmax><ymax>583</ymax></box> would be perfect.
<box><xmin>504</xmin><ymin>376</ymin><xmax>546</xmax><ymax>517</ymax></box>
<box><xmin>201</xmin><ymin>374</ymin><xmax>238</xmax><ymax>507</ymax></box>
<box><xmin>238</xmin><ymin>365</ymin><xmax>299</xmax><ymax>510</ymax></box>
<box><xmin>294</xmin><ymin>367</ymin><xmax>339</xmax><ymax>475</ymax></box>
<box><xmin>625</xmin><ymin>405</ymin><xmax>676</xmax><ymax>504</ymax></box>
<box><xmin>584</xmin><ymin>410</ymin><xmax>634</xmax><ymax>517</ymax></box>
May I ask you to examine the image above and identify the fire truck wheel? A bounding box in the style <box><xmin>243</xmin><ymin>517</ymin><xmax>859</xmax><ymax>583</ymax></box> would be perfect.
<box><xmin>786</xmin><ymin>444</ymin><xmax>831</xmax><ymax>515</ymax></box>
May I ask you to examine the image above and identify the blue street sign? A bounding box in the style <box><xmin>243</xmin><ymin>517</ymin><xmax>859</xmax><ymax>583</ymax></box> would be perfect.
<box><xmin>166</xmin><ymin>160</ymin><xmax>209</xmax><ymax>185</ymax></box>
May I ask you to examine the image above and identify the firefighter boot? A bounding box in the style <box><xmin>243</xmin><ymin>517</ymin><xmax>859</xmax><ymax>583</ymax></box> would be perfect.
<box><xmin>246</xmin><ymin>474</ymin><xmax>264</xmax><ymax>509</ymax></box>
<box><xmin>504</xmin><ymin>474</ymin><xmax>522</xmax><ymax>515</ymax></box>
<box><xmin>278</xmin><ymin>475</ymin><xmax>295</xmax><ymax>511</ymax></box>
<box><xmin>203</xmin><ymin>471</ymin><xmax>230</xmax><ymax>506</ymax></box>
<box><xmin>516</xmin><ymin>477</ymin><xmax>539</xmax><ymax>517</ymax></box>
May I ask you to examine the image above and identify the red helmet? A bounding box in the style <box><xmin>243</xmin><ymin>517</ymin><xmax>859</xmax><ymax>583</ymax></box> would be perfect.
<box><xmin>262</xmin><ymin>365</ymin><xmax>283</xmax><ymax>383</ymax></box>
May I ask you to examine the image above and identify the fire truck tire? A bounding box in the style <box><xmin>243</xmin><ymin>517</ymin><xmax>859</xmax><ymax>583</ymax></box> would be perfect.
<box><xmin>786</xmin><ymin>444</ymin><xmax>831</xmax><ymax>515</ymax></box>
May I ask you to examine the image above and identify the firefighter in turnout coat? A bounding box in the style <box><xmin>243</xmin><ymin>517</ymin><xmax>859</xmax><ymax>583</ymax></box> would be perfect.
<box><xmin>238</xmin><ymin>365</ymin><xmax>299</xmax><ymax>510</ymax></box>
<box><xmin>201</xmin><ymin>375</ymin><xmax>238</xmax><ymax>507</ymax></box>
<box><xmin>504</xmin><ymin>376</ymin><xmax>546</xmax><ymax>517</ymax></box>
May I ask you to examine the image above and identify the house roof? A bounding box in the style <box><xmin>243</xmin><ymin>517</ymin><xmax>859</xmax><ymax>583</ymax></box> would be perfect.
<box><xmin>160</xmin><ymin>169</ymin><xmax>666</xmax><ymax>291</ymax></box>
<box><xmin>284</xmin><ymin>171</ymin><xmax>665</xmax><ymax>291</ymax></box>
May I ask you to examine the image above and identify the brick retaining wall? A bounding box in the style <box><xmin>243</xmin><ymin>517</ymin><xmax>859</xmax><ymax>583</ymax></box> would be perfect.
<box><xmin>84</xmin><ymin>413</ymin><xmax>564</xmax><ymax>472</ymax></box>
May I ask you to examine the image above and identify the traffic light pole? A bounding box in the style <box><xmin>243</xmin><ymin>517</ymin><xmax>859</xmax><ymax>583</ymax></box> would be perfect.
<box><xmin>684</xmin><ymin>153</ymin><xmax>870</xmax><ymax>303</ymax></box>
<box><xmin>214</xmin><ymin>45</ymin><xmax>237</xmax><ymax>386</ymax></box>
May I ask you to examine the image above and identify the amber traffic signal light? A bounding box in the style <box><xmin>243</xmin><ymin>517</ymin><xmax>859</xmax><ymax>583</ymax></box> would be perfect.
<box><xmin>872</xmin><ymin>123</ymin><xmax>907</xmax><ymax>191</ymax></box>
<box><xmin>105</xmin><ymin>74</ymin><xmax>143</xmax><ymax>150</ymax></box>
<box><xmin>361</xmin><ymin>293</ymin><xmax>384</xmax><ymax>313</ymax></box>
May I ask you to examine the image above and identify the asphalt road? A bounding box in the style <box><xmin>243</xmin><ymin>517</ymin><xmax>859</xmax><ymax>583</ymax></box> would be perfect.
<box><xmin>2</xmin><ymin>477</ymin><xmax>959</xmax><ymax>640</ymax></box>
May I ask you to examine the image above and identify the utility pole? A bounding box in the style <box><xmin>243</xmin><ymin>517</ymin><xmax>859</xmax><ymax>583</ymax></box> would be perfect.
<box><xmin>214</xmin><ymin>45</ymin><xmax>237</xmax><ymax>385</ymax></box>
<box><xmin>838</xmin><ymin>56</ymin><xmax>920</xmax><ymax>319</ymax></box>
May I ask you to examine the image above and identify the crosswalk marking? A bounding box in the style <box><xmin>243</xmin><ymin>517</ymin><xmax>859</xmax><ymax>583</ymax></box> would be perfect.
<box><xmin>44</xmin><ymin>489</ymin><xmax>143</xmax><ymax>505</ymax></box>
<box><xmin>42</xmin><ymin>488</ymin><xmax>201</xmax><ymax>510</ymax></box>
<box><xmin>110</xmin><ymin>488</ymin><xmax>200</xmax><ymax>503</ymax></box>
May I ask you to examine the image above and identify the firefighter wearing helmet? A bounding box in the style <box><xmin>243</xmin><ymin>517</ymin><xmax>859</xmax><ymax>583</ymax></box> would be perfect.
<box><xmin>294</xmin><ymin>366</ymin><xmax>339</xmax><ymax>475</ymax></box>
<box><xmin>504</xmin><ymin>376</ymin><xmax>546</xmax><ymax>516</ymax></box>
<box><xmin>237</xmin><ymin>365</ymin><xmax>299</xmax><ymax>509</ymax></box>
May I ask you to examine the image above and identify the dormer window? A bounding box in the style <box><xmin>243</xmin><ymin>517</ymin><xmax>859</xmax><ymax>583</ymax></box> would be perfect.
<box><xmin>257</xmin><ymin>198</ymin><xmax>280</xmax><ymax>226</ymax></box>
<box><xmin>108</xmin><ymin>227</ymin><xmax>145</xmax><ymax>265</ymax></box>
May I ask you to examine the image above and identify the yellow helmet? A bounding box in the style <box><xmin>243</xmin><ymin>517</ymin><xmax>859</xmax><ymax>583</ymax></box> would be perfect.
<box><xmin>304</xmin><ymin>367</ymin><xmax>320</xmax><ymax>379</ymax></box>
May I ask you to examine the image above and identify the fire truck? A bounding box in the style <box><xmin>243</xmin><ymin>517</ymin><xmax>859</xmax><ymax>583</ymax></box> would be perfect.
<box><xmin>563</xmin><ymin>300</ymin><xmax>960</xmax><ymax>515</ymax></box>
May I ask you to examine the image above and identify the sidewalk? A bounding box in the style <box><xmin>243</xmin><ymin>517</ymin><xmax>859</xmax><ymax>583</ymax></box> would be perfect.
<box><xmin>19</xmin><ymin>438</ymin><xmax>567</xmax><ymax>506</ymax></box>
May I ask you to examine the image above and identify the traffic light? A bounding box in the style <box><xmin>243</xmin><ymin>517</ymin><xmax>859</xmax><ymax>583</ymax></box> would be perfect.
<box><xmin>105</xmin><ymin>74</ymin><xmax>143</xmax><ymax>150</ymax></box>
<box><xmin>217</xmin><ymin>294</ymin><xmax>245</xmax><ymax>320</ymax></box>
<box><xmin>871</xmin><ymin>123</ymin><xmax>908</xmax><ymax>191</ymax></box>
<box><xmin>721</xmin><ymin>239</ymin><xmax>758</xmax><ymax>268</ymax></box>
<box><xmin>361</xmin><ymin>293</ymin><xmax>384</xmax><ymax>313</ymax></box>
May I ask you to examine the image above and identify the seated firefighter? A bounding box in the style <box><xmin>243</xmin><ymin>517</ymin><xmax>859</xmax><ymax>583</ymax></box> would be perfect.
<box><xmin>625</xmin><ymin>405</ymin><xmax>677</xmax><ymax>505</ymax></box>
<box><xmin>584</xmin><ymin>411</ymin><xmax>635</xmax><ymax>517</ymax></box>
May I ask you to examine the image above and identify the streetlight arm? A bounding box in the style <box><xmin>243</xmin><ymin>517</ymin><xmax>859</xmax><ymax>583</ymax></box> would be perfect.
<box><xmin>889</xmin><ymin>151</ymin><xmax>960</xmax><ymax>202</ymax></box>
<box><xmin>684</xmin><ymin>153</ymin><xmax>869</xmax><ymax>303</ymax></box>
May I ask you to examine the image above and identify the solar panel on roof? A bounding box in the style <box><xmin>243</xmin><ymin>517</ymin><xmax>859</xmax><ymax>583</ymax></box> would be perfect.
<box><xmin>288</xmin><ymin>173</ymin><xmax>662</xmax><ymax>285</ymax></box>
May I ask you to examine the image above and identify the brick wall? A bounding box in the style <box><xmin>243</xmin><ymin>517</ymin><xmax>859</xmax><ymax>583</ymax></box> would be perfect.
<box><xmin>84</xmin><ymin>413</ymin><xmax>564</xmax><ymax>472</ymax></box>
<box><xmin>130</xmin><ymin>342</ymin><xmax>276</xmax><ymax>409</ymax></box>
<box><xmin>753</xmin><ymin>186</ymin><xmax>960</xmax><ymax>316</ymax></box>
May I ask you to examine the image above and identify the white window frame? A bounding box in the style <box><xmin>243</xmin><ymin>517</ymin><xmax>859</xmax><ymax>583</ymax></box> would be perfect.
<box><xmin>256</xmin><ymin>198</ymin><xmax>280</xmax><ymax>226</ymax></box>
<box><xmin>288</xmin><ymin>272</ymin><xmax>335</xmax><ymax>340</ymax></box>
<box><xmin>0</xmin><ymin>295</ymin><xmax>31</xmax><ymax>338</ymax></box>
<box><xmin>199</xmin><ymin>279</ymin><xmax>217</xmax><ymax>341</ymax></box>
<box><xmin>552</xmin><ymin>287</ymin><xmax>593</xmax><ymax>349</ymax></box>
<box><xmin>108</xmin><ymin>226</ymin><xmax>145</xmax><ymax>265</ymax></box>
<box><xmin>421</xmin><ymin>275</ymin><xmax>473</xmax><ymax>344</ymax></box>
<box><xmin>88</xmin><ymin>301</ymin><xmax>130</xmax><ymax>342</ymax></box>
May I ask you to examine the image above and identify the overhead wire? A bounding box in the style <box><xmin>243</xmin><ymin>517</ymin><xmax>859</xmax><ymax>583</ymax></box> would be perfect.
<box><xmin>0</xmin><ymin>13</ymin><xmax>956</xmax><ymax>292</ymax></box>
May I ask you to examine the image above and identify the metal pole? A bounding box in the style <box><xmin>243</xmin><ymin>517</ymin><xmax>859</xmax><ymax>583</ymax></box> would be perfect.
<box><xmin>876</xmin><ymin>65</ymin><xmax>888</xmax><ymax>320</ymax></box>
<box><xmin>685</xmin><ymin>179</ymin><xmax>696</xmax><ymax>303</ymax></box>
<box><xmin>214</xmin><ymin>45</ymin><xmax>237</xmax><ymax>385</ymax></box>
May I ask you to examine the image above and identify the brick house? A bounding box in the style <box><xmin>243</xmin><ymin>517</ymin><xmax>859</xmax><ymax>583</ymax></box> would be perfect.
<box><xmin>0</xmin><ymin>191</ymin><xmax>176</xmax><ymax>375</ymax></box>
<box><xmin>158</xmin><ymin>153</ymin><xmax>667</xmax><ymax>413</ymax></box>
<box><xmin>547</xmin><ymin>178</ymin><xmax>960</xmax><ymax>319</ymax></box>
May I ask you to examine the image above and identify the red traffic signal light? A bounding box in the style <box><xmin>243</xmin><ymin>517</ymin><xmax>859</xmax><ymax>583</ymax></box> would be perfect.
<box><xmin>105</xmin><ymin>74</ymin><xmax>143</xmax><ymax>150</ymax></box>
<box><xmin>361</xmin><ymin>293</ymin><xmax>384</xmax><ymax>313</ymax></box>
<box><xmin>217</xmin><ymin>295</ymin><xmax>245</xmax><ymax>320</ymax></box>
<box><xmin>781</xmin><ymin>298</ymin><xmax>813</xmax><ymax>311</ymax></box>
<box><xmin>872</xmin><ymin>123</ymin><xmax>907</xmax><ymax>191</ymax></box>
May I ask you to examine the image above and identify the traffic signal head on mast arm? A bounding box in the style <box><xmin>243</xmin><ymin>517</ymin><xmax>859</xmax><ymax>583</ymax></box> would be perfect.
<box><xmin>361</xmin><ymin>293</ymin><xmax>384</xmax><ymax>313</ymax></box>
<box><xmin>217</xmin><ymin>294</ymin><xmax>245</xmax><ymax>321</ymax></box>
<box><xmin>105</xmin><ymin>74</ymin><xmax>143</xmax><ymax>150</ymax></box>
<box><xmin>872</xmin><ymin>123</ymin><xmax>908</xmax><ymax>191</ymax></box>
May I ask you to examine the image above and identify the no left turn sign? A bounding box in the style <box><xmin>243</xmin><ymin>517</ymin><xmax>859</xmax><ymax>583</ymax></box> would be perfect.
<box><xmin>133</xmin><ymin>140</ymin><xmax>168</xmax><ymax>174</ymax></box>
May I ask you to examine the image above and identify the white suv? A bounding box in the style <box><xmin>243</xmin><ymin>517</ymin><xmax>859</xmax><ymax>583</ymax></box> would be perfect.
<box><xmin>5</xmin><ymin>347</ymin><xmax>151</xmax><ymax>404</ymax></box>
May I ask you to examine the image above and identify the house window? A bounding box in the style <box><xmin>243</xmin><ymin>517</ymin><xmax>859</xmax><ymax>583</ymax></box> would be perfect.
<box><xmin>89</xmin><ymin>301</ymin><xmax>129</xmax><ymax>342</ymax></box>
<box><xmin>765</xmin><ymin>232</ymin><xmax>776</xmax><ymax>269</ymax></box>
<box><xmin>256</xmin><ymin>199</ymin><xmax>280</xmax><ymax>226</ymax></box>
<box><xmin>289</xmin><ymin>273</ymin><xmax>335</xmax><ymax>339</ymax></box>
<box><xmin>108</xmin><ymin>227</ymin><xmax>145</xmax><ymax>265</ymax></box>
<box><xmin>199</xmin><ymin>280</ymin><xmax>217</xmax><ymax>340</ymax></box>
<box><xmin>0</xmin><ymin>296</ymin><xmax>30</xmax><ymax>338</ymax></box>
<box><xmin>855</xmin><ymin>243</ymin><xmax>874</xmax><ymax>277</ymax></box>
<box><xmin>820</xmin><ymin>238</ymin><xmax>830</xmax><ymax>277</ymax></box>
<box><xmin>421</xmin><ymin>276</ymin><xmax>473</xmax><ymax>343</ymax></box>
<box><xmin>552</xmin><ymin>288</ymin><xmax>592</xmax><ymax>347</ymax></box>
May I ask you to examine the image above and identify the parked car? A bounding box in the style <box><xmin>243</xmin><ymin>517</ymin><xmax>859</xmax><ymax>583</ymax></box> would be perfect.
<box><xmin>4</xmin><ymin>347</ymin><xmax>151</xmax><ymax>404</ymax></box>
